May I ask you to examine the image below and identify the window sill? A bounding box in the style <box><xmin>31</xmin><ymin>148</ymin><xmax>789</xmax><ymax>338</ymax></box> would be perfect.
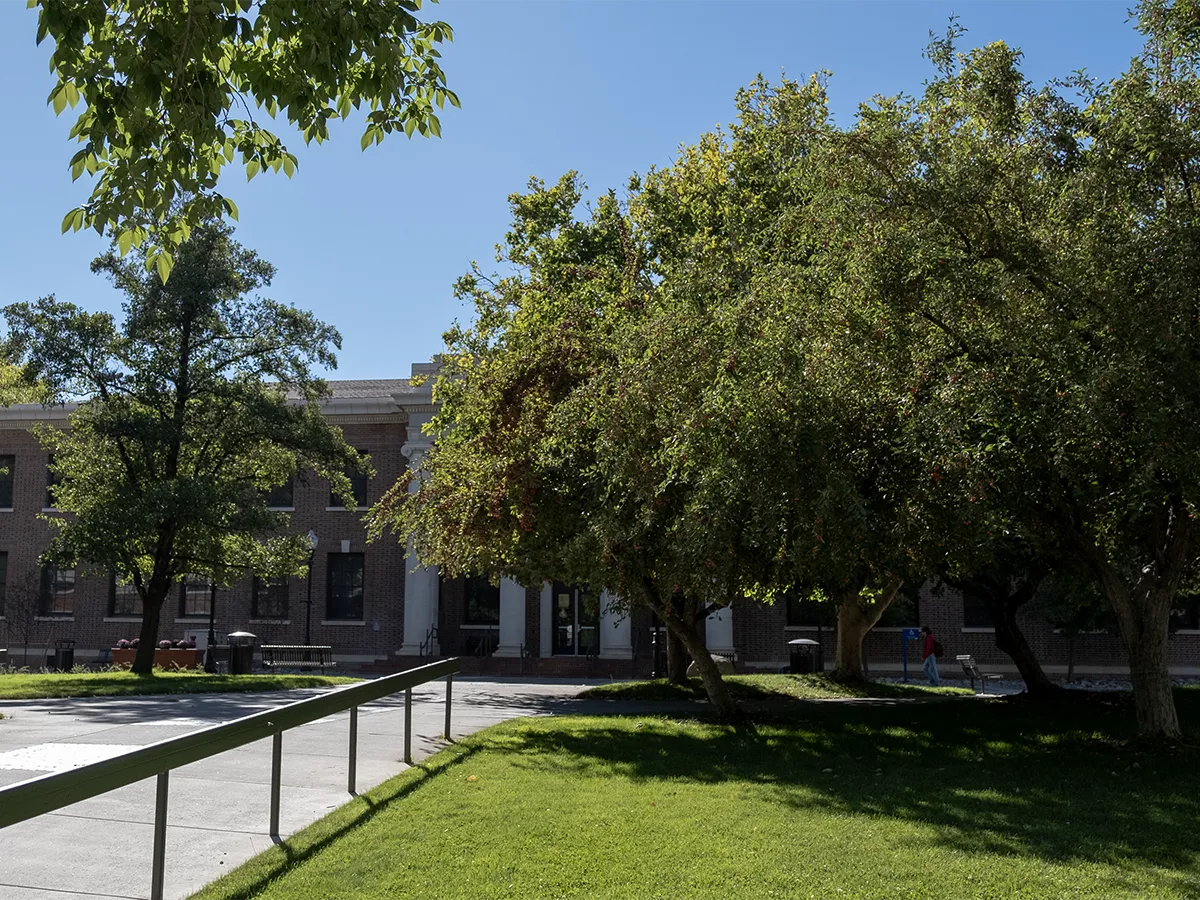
<box><xmin>321</xmin><ymin>619</ymin><xmax>365</xmax><ymax>626</ymax></box>
<box><xmin>104</xmin><ymin>616</ymin><xmax>143</xmax><ymax>623</ymax></box>
<box><xmin>266</xmin><ymin>506</ymin><xmax>295</xmax><ymax>512</ymax></box>
<box><xmin>175</xmin><ymin>617</ymin><xmax>212</xmax><ymax>624</ymax></box>
<box><xmin>1174</xmin><ymin>629</ymin><xmax>1200</xmax><ymax>635</ymax></box>
<box><xmin>0</xmin><ymin>508</ymin><xmax>13</xmax><ymax>513</ymax></box>
<box><xmin>325</xmin><ymin>506</ymin><xmax>369</xmax><ymax>512</ymax></box>
<box><xmin>41</xmin><ymin>507</ymin><xmax>60</xmax><ymax>513</ymax></box>
<box><xmin>35</xmin><ymin>615</ymin><xmax>74</xmax><ymax>622</ymax></box>
<box><xmin>460</xmin><ymin>623</ymin><xmax>500</xmax><ymax>630</ymax></box>
<box><xmin>960</xmin><ymin>627</ymin><xmax>996</xmax><ymax>634</ymax></box>
<box><xmin>783</xmin><ymin>625</ymin><xmax>823</xmax><ymax>631</ymax></box>
<box><xmin>873</xmin><ymin>626</ymin><xmax>918</xmax><ymax>633</ymax></box>
<box><xmin>249</xmin><ymin>619</ymin><xmax>291</xmax><ymax>625</ymax></box>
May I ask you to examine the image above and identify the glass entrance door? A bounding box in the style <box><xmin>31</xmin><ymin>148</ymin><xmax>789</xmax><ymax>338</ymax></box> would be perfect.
<box><xmin>552</xmin><ymin>582</ymin><xmax>599</xmax><ymax>655</ymax></box>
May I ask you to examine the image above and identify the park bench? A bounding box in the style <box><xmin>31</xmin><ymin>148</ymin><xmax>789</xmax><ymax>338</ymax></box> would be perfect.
<box><xmin>956</xmin><ymin>654</ymin><xmax>1003</xmax><ymax>694</ymax></box>
<box><xmin>261</xmin><ymin>644</ymin><xmax>335</xmax><ymax>671</ymax></box>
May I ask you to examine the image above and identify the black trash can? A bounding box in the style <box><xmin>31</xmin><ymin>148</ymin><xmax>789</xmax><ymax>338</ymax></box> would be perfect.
<box><xmin>53</xmin><ymin>638</ymin><xmax>75</xmax><ymax>671</ymax></box>
<box><xmin>788</xmin><ymin>638</ymin><xmax>819</xmax><ymax>674</ymax></box>
<box><xmin>227</xmin><ymin>631</ymin><xmax>256</xmax><ymax>675</ymax></box>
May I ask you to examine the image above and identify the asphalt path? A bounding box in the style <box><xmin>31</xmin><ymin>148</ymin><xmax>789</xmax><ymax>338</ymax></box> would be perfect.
<box><xmin>0</xmin><ymin>678</ymin><xmax>602</xmax><ymax>900</ymax></box>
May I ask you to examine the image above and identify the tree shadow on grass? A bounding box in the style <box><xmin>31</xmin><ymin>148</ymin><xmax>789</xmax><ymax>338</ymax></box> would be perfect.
<box><xmin>491</xmin><ymin>695</ymin><xmax>1200</xmax><ymax>888</ymax></box>
<box><xmin>192</xmin><ymin>742</ymin><xmax>483</xmax><ymax>900</ymax></box>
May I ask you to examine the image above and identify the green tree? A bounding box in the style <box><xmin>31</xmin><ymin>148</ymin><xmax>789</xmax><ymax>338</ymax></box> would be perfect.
<box><xmin>3</xmin><ymin>223</ymin><xmax>364</xmax><ymax>673</ymax></box>
<box><xmin>33</xmin><ymin>0</ymin><xmax>459</xmax><ymax>280</ymax></box>
<box><xmin>804</xmin><ymin>10</ymin><xmax>1200</xmax><ymax>737</ymax></box>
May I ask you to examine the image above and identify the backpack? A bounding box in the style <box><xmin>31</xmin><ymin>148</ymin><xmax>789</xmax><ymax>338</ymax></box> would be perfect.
<box><xmin>933</xmin><ymin>639</ymin><xmax>945</xmax><ymax>659</ymax></box>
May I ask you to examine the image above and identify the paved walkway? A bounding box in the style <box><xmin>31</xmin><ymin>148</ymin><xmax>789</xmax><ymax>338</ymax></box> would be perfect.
<box><xmin>0</xmin><ymin>678</ymin><xmax>600</xmax><ymax>900</ymax></box>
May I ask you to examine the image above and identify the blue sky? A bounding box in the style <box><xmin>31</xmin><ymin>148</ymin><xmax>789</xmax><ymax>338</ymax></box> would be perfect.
<box><xmin>0</xmin><ymin>2</ymin><xmax>1145</xmax><ymax>381</ymax></box>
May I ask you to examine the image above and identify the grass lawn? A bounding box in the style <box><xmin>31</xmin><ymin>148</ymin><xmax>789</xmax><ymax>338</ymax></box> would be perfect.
<box><xmin>189</xmin><ymin>690</ymin><xmax>1200</xmax><ymax>900</ymax></box>
<box><xmin>579</xmin><ymin>673</ymin><xmax>972</xmax><ymax>702</ymax></box>
<box><xmin>0</xmin><ymin>670</ymin><xmax>357</xmax><ymax>700</ymax></box>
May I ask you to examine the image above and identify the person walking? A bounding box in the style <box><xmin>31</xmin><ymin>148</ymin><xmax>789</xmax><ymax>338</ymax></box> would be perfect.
<box><xmin>921</xmin><ymin>625</ymin><xmax>941</xmax><ymax>686</ymax></box>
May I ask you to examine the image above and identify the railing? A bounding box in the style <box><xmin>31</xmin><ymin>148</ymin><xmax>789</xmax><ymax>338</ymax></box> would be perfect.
<box><xmin>0</xmin><ymin>657</ymin><xmax>460</xmax><ymax>900</ymax></box>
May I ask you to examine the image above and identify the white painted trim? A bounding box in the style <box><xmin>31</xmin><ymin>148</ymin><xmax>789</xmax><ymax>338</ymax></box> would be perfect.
<box><xmin>34</xmin><ymin>616</ymin><xmax>74</xmax><ymax>622</ymax></box>
<box><xmin>960</xmin><ymin>627</ymin><xmax>996</xmax><ymax>634</ymax></box>
<box><xmin>325</xmin><ymin>506</ymin><xmax>370</xmax><ymax>512</ymax></box>
<box><xmin>103</xmin><ymin>617</ymin><xmax>143</xmax><ymax>623</ymax></box>
<box><xmin>321</xmin><ymin>619</ymin><xmax>366</xmax><ymax>626</ymax></box>
<box><xmin>249</xmin><ymin>619</ymin><xmax>292</xmax><ymax>625</ymax></box>
<box><xmin>266</xmin><ymin>506</ymin><xmax>295</xmax><ymax>512</ymax></box>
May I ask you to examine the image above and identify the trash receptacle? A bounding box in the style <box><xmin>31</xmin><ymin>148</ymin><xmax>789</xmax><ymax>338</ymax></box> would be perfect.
<box><xmin>53</xmin><ymin>638</ymin><xmax>75</xmax><ymax>671</ymax></box>
<box><xmin>788</xmin><ymin>638</ymin><xmax>819</xmax><ymax>674</ymax></box>
<box><xmin>227</xmin><ymin>631</ymin><xmax>256</xmax><ymax>675</ymax></box>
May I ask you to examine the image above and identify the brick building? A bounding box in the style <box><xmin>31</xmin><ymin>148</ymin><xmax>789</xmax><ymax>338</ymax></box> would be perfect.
<box><xmin>3</xmin><ymin>365</ymin><xmax>1199</xmax><ymax>678</ymax></box>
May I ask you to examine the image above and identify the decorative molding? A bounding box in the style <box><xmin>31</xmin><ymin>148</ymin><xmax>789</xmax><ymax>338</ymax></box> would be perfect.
<box><xmin>400</xmin><ymin>441</ymin><xmax>434</xmax><ymax>460</ymax></box>
<box><xmin>323</xmin><ymin>414</ymin><xmax>407</xmax><ymax>425</ymax></box>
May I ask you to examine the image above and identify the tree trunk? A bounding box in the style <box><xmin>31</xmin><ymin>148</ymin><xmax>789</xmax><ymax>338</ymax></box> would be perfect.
<box><xmin>667</xmin><ymin>614</ymin><xmax>738</xmax><ymax>719</ymax></box>
<box><xmin>666</xmin><ymin>628</ymin><xmax>691</xmax><ymax>684</ymax></box>
<box><xmin>976</xmin><ymin>575</ymin><xmax>1060</xmax><ymax>699</ymax></box>
<box><xmin>132</xmin><ymin>599</ymin><xmax>164</xmax><ymax>674</ymax></box>
<box><xmin>830</xmin><ymin>580</ymin><xmax>901</xmax><ymax>681</ymax></box>
<box><xmin>1068</xmin><ymin>511</ymin><xmax>1186</xmax><ymax>739</ymax></box>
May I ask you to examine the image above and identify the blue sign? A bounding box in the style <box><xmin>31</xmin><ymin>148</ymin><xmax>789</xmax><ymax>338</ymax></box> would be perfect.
<box><xmin>902</xmin><ymin>627</ymin><xmax>921</xmax><ymax>641</ymax></box>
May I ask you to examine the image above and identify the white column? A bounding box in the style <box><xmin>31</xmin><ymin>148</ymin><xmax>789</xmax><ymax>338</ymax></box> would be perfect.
<box><xmin>540</xmin><ymin>583</ymin><xmax>553</xmax><ymax>657</ymax></box>
<box><xmin>706</xmin><ymin>604</ymin><xmax>734</xmax><ymax>656</ymax></box>
<box><xmin>493</xmin><ymin>578</ymin><xmax>527</xmax><ymax>657</ymax></box>
<box><xmin>599</xmin><ymin>590</ymin><xmax>633</xmax><ymax>659</ymax></box>
<box><xmin>398</xmin><ymin>437</ymin><xmax>439</xmax><ymax>656</ymax></box>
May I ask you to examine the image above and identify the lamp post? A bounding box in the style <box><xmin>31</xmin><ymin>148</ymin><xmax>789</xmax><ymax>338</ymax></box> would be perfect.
<box><xmin>204</xmin><ymin>582</ymin><xmax>218</xmax><ymax>674</ymax></box>
<box><xmin>304</xmin><ymin>529</ymin><xmax>319</xmax><ymax>645</ymax></box>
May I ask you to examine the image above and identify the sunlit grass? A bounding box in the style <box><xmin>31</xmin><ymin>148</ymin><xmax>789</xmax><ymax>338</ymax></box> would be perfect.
<box><xmin>0</xmin><ymin>670</ymin><xmax>357</xmax><ymax>700</ymax></box>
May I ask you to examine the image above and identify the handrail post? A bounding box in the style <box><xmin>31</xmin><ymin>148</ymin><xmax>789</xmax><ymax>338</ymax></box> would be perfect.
<box><xmin>444</xmin><ymin>674</ymin><xmax>453</xmax><ymax>740</ymax></box>
<box><xmin>269</xmin><ymin>731</ymin><xmax>283</xmax><ymax>838</ymax></box>
<box><xmin>348</xmin><ymin>705</ymin><xmax>358</xmax><ymax>795</ymax></box>
<box><xmin>404</xmin><ymin>687</ymin><xmax>413</xmax><ymax>764</ymax></box>
<box><xmin>150</xmin><ymin>771</ymin><xmax>169</xmax><ymax>900</ymax></box>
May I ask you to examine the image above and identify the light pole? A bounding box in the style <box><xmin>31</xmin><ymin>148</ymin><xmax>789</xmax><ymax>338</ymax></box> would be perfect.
<box><xmin>304</xmin><ymin>529</ymin><xmax>319</xmax><ymax>645</ymax></box>
<box><xmin>204</xmin><ymin>582</ymin><xmax>218</xmax><ymax>674</ymax></box>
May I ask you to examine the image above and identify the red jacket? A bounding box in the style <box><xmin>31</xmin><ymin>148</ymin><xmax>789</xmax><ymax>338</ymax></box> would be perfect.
<box><xmin>923</xmin><ymin>634</ymin><xmax>935</xmax><ymax>660</ymax></box>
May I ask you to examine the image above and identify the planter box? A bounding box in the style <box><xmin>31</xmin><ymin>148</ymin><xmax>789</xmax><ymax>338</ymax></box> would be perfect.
<box><xmin>111</xmin><ymin>648</ymin><xmax>203</xmax><ymax>670</ymax></box>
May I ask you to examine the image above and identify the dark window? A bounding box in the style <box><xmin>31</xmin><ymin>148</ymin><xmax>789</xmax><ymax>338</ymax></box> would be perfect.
<box><xmin>0</xmin><ymin>455</ymin><xmax>14</xmax><ymax>509</ymax></box>
<box><xmin>180</xmin><ymin>575</ymin><xmax>213</xmax><ymax>617</ymax></box>
<box><xmin>39</xmin><ymin>565</ymin><xmax>74</xmax><ymax>616</ymax></box>
<box><xmin>109</xmin><ymin>574</ymin><xmax>143</xmax><ymax>617</ymax></box>
<box><xmin>878</xmin><ymin>583</ymin><xmax>922</xmax><ymax>628</ymax></box>
<box><xmin>961</xmin><ymin>586</ymin><xmax>993</xmax><ymax>629</ymax></box>
<box><xmin>265</xmin><ymin>478</ymin><xmax>293</xmax><ymax>509</ymax></box>
<box><xmin>326</xmin><ymin>553</ymin><xmax>364</xmax><ymax>620</ymax></box>
<box><xmin>1172</xmin><ymin>595</ymin><xmax>1200</xmax><ymax>630</ymax></box>
<box><xmin>0</xmin><ymin>551</ymin><xmax>7</xmax><ymax>617</ymax></box>
<box><xmin>785</xmin><ymin>592</ymin><xmax>833</xmax><ymax>627</ymax></box>
<box><xmin>253</xmin><ymin>575</ymin><xmax>290</xmax><ymax>619</ymax></box>
<box><xmin>464</xmin><ymin>576</ymin><xmax>500</xmax><ymax>625</ymax></box>
<box><xmin>331</xmin><ymin>452</ymin><xmax>369</xmax><ymax>509</ymax></box>
<box><xmin>46</xmin><ymin>454</ymin><xmax>62</xmax><ymax>509</ymax></box>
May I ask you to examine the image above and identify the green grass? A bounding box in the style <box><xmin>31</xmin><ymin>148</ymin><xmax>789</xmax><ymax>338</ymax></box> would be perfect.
<box><xmin>0</xmin><ymin>670</ymin><xmax>357</xmax><ymax>700</ymax></box>
<box><xmin>578</xmin><ymin>673</ymin><xmax>972</xmax><ymax>702</ymax></box>
<box><xmin>188</xmin><ymin>691</ymin><xmax>1200</xmax><ymax>900</ymax></box>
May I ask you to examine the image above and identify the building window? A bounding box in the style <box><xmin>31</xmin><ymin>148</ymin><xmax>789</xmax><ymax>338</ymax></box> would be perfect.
<box><xmin>0</xmin><ymin>551</ymin><xmax>7</xmax><ymax>617</ymax></box>
<box><xmin>464</xmin><ymin>575</ymin><xmax>501</xmax><ymax>626</ymax></box>
<box><xmin>46</xmin><ymin>454</ymin><xmax>62</xmax><ymax>509</ymax></box>
<box><xmin>265</xmin><ymin>478</ymin><xmax>293</xmax><ymax>509</ymax></box>
<box><xmin>785</xmin><ymin>592</ymin><xmax>833</xmax><ymax>627</ymax></box>
<box><xmin>180</xmin><ymin>575</ymin><xmax>213</xmax><ymax>618</ymax></box>
<box><xmin>326</xmin><ymin>553</ymin><xmax>364</xmax><ymax>620</ymax></box>
<box><xmin>331</xmin><ymin>452</ymin><xmax>369</xmax><ymax>509</ymax></box>
<box><xmin>253</xmin><ymin>575</ymin><xmax>290</xmax><ymax>619</ymax></box>
<box><xmin>878</xmin><ymin>583</ymin><xmax>921</xmax><ymax>628</ymax></box>
<box><xmin>0</xmin><ymin>455</ymin><xmax>14</xmax><ymax>509</ymax></box>
<box><xmin>1172</xmin><ymin>595</ymin><xmax>1200</xmax><ymax>630</ymax></box>
<box><xmin>961</xmin><ymin>586</ymin><xmax>993</xmax><ymax>629</ymax></box>
<box><xmin>39</xmin><ymin>565</ymin><xmax>74</xmax><ymax>616</ymax></box>
<box><xmin>109</xmin><ymin>575</ymin><xmax>143</xmax><ymax>617</ymax></box>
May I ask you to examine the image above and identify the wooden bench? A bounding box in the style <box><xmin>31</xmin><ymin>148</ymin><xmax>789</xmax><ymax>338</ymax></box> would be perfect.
<box><xmin>956</xmin><ymin>654</ymin><xmax>1003</xmax><ymax>694</ymax></box>
<box><xmin>261</xmin><ymin>645</ymin><xmax>335</xmax><ymax>671</ymax></box>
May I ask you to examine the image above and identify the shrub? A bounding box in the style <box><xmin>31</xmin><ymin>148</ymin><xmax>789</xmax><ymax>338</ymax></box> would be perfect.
<box><xmin>115</xmin><ymin>639</ymin><xmax>130</xmax><ymax>650</ymax></box>
<box><xmin>157</xmin><ymin>640</ymin><xmax>173</xmax><ymax>650</ymax></box>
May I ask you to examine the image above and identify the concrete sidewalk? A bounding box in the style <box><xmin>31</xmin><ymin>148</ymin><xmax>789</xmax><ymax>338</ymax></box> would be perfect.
<box><xmin>0</xmin><ymin>678</ymin><xmax>597</xmax><ymax>900</ymax></box>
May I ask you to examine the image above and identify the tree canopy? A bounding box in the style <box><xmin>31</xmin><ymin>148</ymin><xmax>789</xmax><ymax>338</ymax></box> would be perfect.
<box><xmin>3</xmin><ymin>222</ymin><xmax>364</xmax><ymax>673</ymax></box>
<box><xmin>33</xmin><ymin>0</ymin><xmax>458</xmax><ymax>280</ymax></box>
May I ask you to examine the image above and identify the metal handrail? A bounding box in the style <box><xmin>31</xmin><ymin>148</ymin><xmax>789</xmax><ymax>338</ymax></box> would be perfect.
<box><xmin>0</xmin><ymin>657</ymin><xmax>460</xmax><ymax>899</ymax></box>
